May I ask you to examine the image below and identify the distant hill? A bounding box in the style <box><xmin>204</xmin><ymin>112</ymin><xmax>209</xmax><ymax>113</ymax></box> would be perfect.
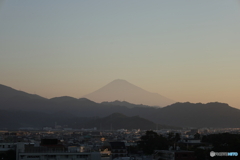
<box><xmin>151</xmin><ymin>102</ymin><xmax>240</xmax><ymax>128</ymax></box>
<box><xmin>49</xmin><ymin>96</ymin><xmax>79</xmax><ymax>103</ymax></box>
<box><xmin>85</xmin><ymin>112</ymin><xmax>157</xmax><ymax>130</ymax></box>
<box><xmin>1</xmin><ymin>83</ymin><xmax>240</xmax><ymax>128</ymax></box>
<box><xmin>0</xmin><ymin>110</ymin><xmax>177</xmax><ymax>130</ymax></box>
<box><xmin>0</xmin><ymin>84</ymin><xmax>45</xmax><ymax>100</ymax></box>
<box><xmin>83</xmin><ymin>79</ymin><xmax>175</xmax><ymax>107</ymax></box>
<box><xmin>0</xmin><ymin>109</ymin><xmax>93</xmax><ymax>130</ymax></box>
<box><xmin>101</xmin><ymin>100</ymin><xmax>157</xmax><ymax>108</ymax></box>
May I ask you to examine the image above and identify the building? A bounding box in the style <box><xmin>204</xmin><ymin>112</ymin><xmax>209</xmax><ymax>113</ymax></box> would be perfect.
<box><xmin>17</xmin><ymin>151</ymin><xmax>100</xmax><ymax>160</ymax></box>
<box><xmin>16</xmin><ymin>139</ymin><xmax>101</xmax><ymax>160</ymax></box>
<box><xmin>153</xmin><ymin>150</ymin><xmax>195</xmax><ymax>160</ymax></box>
<box><xmin>0</xmin><ymin>143</ymin><xmax>16</xmax><ymax>152</ymax></box>
<box><xmin>178</xmin><ymin>138</ymin><xmax>202</xmax><ymax>149</ymax></box>
<box><xmin>109</xmin><ymin>142</ymin><xmax>127</xmax><ymax>159</ymax></box>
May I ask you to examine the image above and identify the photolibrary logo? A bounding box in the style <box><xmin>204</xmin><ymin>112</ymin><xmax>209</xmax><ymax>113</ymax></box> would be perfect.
<box><xmin>210</xmin><ymin>151</ymin><xmax>238</xmax><ymax>157</ymax></box>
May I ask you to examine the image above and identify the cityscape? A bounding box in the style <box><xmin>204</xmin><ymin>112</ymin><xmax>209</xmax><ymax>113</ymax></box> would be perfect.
<box><xmin>1</xmin><ymin>1</ymin><xmax>240</xmax><ymax>160</ymax></box>
<box><xmin>0</xmin><ymin>125</ymin><xmax>240</xmax><ymax>160</ymax></box>
<box><xmin>1</xmin><ymin>82</ymin><xmax>240</xmax><ymax>160</ymax></box>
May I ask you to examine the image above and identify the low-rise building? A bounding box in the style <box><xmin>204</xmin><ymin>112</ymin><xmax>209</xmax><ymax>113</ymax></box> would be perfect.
<box><xmin>16</xmin><ymin>139</ymin><xmax>101</xmax><ymax>160</ymax></box>
<box><xmin>109</xmin><ymin>142</ymin><xmax>127</xmax><ymax>159</ymax></box>
<box><xmin>0</xmin><ymin>142</ymin><xmax>16</xmax><ymax>152</ymax></box>
<box><xmin>153</xmin><ymin>150</ymin><xmax>195</xmax><ymax>160</ymax></box>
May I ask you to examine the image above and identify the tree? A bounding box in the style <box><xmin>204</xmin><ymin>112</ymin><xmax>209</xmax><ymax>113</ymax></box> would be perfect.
<box><xmin>202</xmin><ymin>133</ymin><xmax>240</xmax><ymax>152</ymax></box>
<box><xmin>194</xmin><ymin>133</ymin><xmax>200</xmax><ymax>139</ymax></box>
<box><xmin>167</xmin><ymin>132</ymin><xmax>181</xmax><ymax>147</ymax></box>
<box><xmin>138</xmin><ymin>131</ymin><xmax>168</xmax><ymax>154</ymax></box>
<box><xmin>0</xmin><ymin>150</ymin><xmax>16</xmax><ymax>160</ymax></box>
<box><xmin>174</xmin><ymin>133</ymin><xmax>181</xmax><ymax>142</ymax></box>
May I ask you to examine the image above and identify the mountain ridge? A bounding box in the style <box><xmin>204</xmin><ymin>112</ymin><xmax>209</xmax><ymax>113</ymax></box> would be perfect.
<box><xmin>83</xmin><ymin>79</ymin><xmax>175</xmax><ymax>107</ymax></box>
<box><xmin>1</xmin><ymin>83</ymin><xmax>240</xmax><ymax>128</ymax></box>
<box><xmin>0</xmin><ymin>84</ymin><xmax>45</xmax><ymax>100</ymax></box>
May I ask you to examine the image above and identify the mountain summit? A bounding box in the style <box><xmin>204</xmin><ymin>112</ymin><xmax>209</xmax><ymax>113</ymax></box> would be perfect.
<box><xmin>83</xmin><ymin>79</ymin><xmax>175</xmax><ymax>107</ymax></box>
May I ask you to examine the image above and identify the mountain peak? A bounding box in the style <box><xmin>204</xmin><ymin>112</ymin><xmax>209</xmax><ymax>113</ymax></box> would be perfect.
<box><xmin>83</xmin><ymin>80</ymin><xmax>175</xmax><ymax>107</ymax></box>
<box><xmin>108</xmin><ymin>79</ymin><xmax>135</xmax><ymax>86</ymax></box>
<box><xmin>111</xmin><ymin>79</ymin><xmax>128</xmax><ymax>83</ymax></box>
<box><xmin>50</xmin><ymin>96</ymin><xmax>78</xmax><ymax>102</ymax></box>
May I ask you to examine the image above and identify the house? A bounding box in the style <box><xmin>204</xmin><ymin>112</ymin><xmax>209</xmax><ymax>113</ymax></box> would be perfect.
<box><xmin>16</xmin><ymin>139</ymin><xmax>101</xmax><ymax>160</ymax></box>
<box><xmin>0</xmin><ymin>142</ymin><xmax>16</xmax><ymax>152</ymax></box>
<box><xmin>109</xmin><ymin>142</ymin><xmax>127</xmax><ymax>159</ymax></box>
<box><xmin>153</xmin><ymin>150</ymin><xmax>195</xmax><ymax>160</ymax></box>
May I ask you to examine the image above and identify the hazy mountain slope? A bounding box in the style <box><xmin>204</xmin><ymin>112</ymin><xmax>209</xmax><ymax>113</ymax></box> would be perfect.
<box><xmin>0</xmin><ymin>95</ymin><xmax>55</xmax><ymax>112</ymax></box>
<box><xmin>49</xmin><ymin>96</ymin><xmax>79</xmax><ymax>103</ymax></box>
<box><xmin>148</xmin><ymin>102</ymin><xmax>240</xmax><ymax>128</ymax></box>
<box><xmin>0</xmin><ymin>84</ymin><xmax>51</xmax><ymax>111</ymax></box>
<box><xmin>0</xmin><ymin>109</ymin><xmax>92</xmax><ymax>129</ymax></box>
<box><xmin>83</xmin><ymin>79</ymin><xmax>175</xmax><ymax>107</ymax></box>
<box><xmin>101</xmin><ymin>100</ymin><xmax>155</xmax><ymax>108</ymax></box>
<box><xmin>85</xmin><ymin>113</ymin><xmax>157</xmax><ymax>130</ymax></box>
<box><xmin>0</xmin><ymin>84</ymin><xmax>45</xmax><ymax>100</ymax></box>
<box><xmin>1</xmin><ymin>83</ymin><xmax>240</xmax><ymax>128</ymax></box>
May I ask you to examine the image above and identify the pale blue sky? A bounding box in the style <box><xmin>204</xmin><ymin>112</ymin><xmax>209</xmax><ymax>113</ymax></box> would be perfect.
<box><xmin>0</xmin><ymin>0</ymin><xmax>240</xmax><ymax>108</ymax></box>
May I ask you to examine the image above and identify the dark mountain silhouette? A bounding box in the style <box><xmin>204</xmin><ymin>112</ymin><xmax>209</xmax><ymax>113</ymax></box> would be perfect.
<box><xmin>87</xmin><ymin>113</ymin><xmax>180</xmax><ymax>130</ymax></box>
<box><xmin>50</xmin><ymin>96</ymin><xmax>79</xmax><ymax>103</ymax></box>
<box><xmin>0</xmin><ymin>109</ymin><xmax>94</xmax><ymax>130</ymax></box>
<box><xmin>0</xmin><ymin>83</ymin><xmax>156</xmax><ymax>116</ymax></box>
<box><xmin>150</xmin><ymin>102</ymin><xmax>240</xmax><ymax>128</ymax></box>
<box><xmin>0</xmin><ymin>110</ymin><xmax>179</xmax><ymax>130</ymax></box>
<box><xmin>101</xmin><ymin>100</ymin><xmax>156</xmax><ymax>108</ymax></box>
<box><xmin>1</xmin><ymin>83</ymin><xmax>240</xmax><ymax>128</ymax></box>
<box><xmin>50</xmin><ymin>97</ymin><xmax>95</xmax><ymax>104</ymax></box>
<box><xmin>83</xmin><ymin>79</ymin><xmax>175</xmax><ymax>107</ymax></box>
<box><xmin>0</xmin><ymin>84</ymin><xmax>45</xmax><ymax>100</ymax></box>
<box><xmin>0</xmin><ymin>84</ymin><xmax>53</xmax><ymax>112</ymax></box>
<box><xmin>85</xmin><ymin>112</ymin><xmax>157</xmax><ymax>130</ymax></box>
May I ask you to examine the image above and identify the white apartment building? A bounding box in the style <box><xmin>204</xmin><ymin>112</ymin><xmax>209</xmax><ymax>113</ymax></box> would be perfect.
<box><xmin>16</xmin><ymin>142</ymin><xmax>101</xmax><ymax>160</ymax></box>
<box><xmin>0</xmin><ymin>142</ymin><xmax>16</xmax><ymax>152</ymax></box>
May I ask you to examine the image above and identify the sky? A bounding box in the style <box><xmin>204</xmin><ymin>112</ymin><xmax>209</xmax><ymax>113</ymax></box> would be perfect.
<box><xmin>0</xmin><ymin>0</ymin><xmax>240</xmax><ymax>108</ymax></box>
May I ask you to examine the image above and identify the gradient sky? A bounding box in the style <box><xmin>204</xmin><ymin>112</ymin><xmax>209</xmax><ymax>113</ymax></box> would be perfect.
<box><xmin>0</xmin><ymin>0</ymin><xmax>240</xmax><ymax>108</ymax></box>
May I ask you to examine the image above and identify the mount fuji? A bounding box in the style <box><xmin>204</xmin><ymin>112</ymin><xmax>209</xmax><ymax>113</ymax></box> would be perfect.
<box><xmin>83</xmin><ymin>79</ymin><xmax>175</xmax><ymax>107</ymax></box>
